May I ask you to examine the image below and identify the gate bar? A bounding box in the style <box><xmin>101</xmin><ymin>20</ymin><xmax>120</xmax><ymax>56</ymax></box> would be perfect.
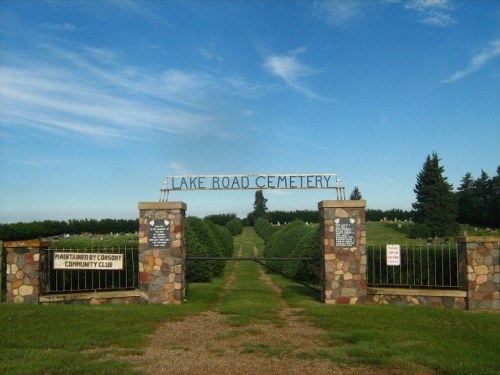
<box><xmin>187</xmin><ymin>256</ymin><xmax>320</xmax><ymax>261</ymax></box>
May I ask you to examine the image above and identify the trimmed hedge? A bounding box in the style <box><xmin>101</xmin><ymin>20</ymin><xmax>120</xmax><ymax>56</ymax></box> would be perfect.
<box><xmin>259</xmin><ymin>220</ymin><xmax>321</xmax><ymax>284</ymax></box>
<box><xmin>254</xmin><ymin>217</ymin><xmax>281</xmax><ymax>242</ymax></box>
<box><xmin>185</xmin><ymin>216</ymin><xmax>233</xmax><ymax>282</ymax></box>
<box><xmin>225</xmin><ymin>218</ymin><xmax>244</xmax><ymax>236</ymax></box>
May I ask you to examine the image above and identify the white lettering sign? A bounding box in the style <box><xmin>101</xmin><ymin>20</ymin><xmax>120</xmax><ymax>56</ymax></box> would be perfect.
<box><xmin>386</xmin><ymin>245</ymin><xmax>401</xmax><ymax>266</ymax></box>
<box><xmin>53</xmin><ymin>252</ymin><xmax>124</xmax><ymax>270</ymax></box>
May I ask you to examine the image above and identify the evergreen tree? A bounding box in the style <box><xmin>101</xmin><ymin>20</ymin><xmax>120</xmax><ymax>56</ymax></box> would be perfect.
<box><xmin>350</xmin><ymin>186</ymin><xmax>362</xmax><ymax>200</ymax></box>
<box><xmin>247</xmin><ymin>190</ymin><xmax>268</xmax><ymax>225</ymax></box>
<box><xmin>412</xmin><ymin>152</ymin><xmax>459</xmax><ymax>236</ymax></box>
<box><xmin>253</xmin><ymin>189</ymin><xmax>268</xmax><ymax>218</ymax></box>
<box><xmin>457</xmin><ymin>172</ymin><xmax>481</xmax><ymax>225</ymax></box>
<box><xmin>474</xmin><ymin>170</ymin><xmax>491</xmax><ymax>225</ymax></box>
<box><xmin>487</xmin><ymin>166</ymin><xmax>500</xmax><ymax>227</ymax></box>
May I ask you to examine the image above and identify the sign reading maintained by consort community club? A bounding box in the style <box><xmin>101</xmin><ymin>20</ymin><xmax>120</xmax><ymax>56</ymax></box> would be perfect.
<box><xmin>162</xmin><ymin>173</ymin><xmax>340</xmax><ymax>191</ymax></box>
<box><xmin>53</xmin><ymin>252</ymin><xmax>124</xmax><ymax>270</ymax></box>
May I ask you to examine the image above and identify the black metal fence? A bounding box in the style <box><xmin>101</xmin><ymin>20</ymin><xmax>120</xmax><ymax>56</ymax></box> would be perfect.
<box><xmin>367</xmin><ymin>243</ymin><xmax>462</xmax><ymax>289</ymax></box>
<box><xmin>43</xmin><ymin>247</ymin><xmax>139</xmax><ymax>293</ymax></box>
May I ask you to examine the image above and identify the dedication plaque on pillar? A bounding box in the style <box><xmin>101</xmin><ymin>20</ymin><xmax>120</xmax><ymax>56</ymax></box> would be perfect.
<box><xmin>148</xmin><ymin>220</ymin><xmax>171</xmax><ymax>248</ymax></box>
<box><xmin>334</xmin><ymin>218</ymin><xmax>356</xmax><ymax>247</ymax></box>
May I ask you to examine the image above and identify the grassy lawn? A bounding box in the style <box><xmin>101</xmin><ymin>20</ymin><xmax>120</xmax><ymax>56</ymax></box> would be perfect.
<box><xmin>1</xmin><ymin>227</ymin><xmax>499</xmax><ymax>375</ymax></box>
<box><xmin>271</xmin><ymin>272</ymin><xmax>500</xmax><ymax>375</ymax></box>
<box><xmin>366</xmin><ymin>221</ymin><xmax>498</xmax><ymax>245</ymax></box>
<box><xmin>366</xmin><ymin>221</ymin><xmax>411</xmax><ymax>244</ymax></box>
<box><xmin>0</xmin><ymin>277</ymin><xmax>226</xmax><ymax>375</ymax></box>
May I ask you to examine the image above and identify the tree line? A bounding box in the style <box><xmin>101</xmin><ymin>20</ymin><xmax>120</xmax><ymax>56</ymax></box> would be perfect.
<box><xmin>411</xmin><ymin>153</ymin><xmax>499</xmax><ymax>236</ymax></box>
<box><xmin>0</xmin><ymin>219</ymin><xmax>138</xmax><ymax>241</ymax></box>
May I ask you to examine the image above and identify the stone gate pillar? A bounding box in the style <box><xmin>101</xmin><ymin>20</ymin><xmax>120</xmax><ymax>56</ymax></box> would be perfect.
<box><xmin>138</xmin><ymin>202</ymin><xmax>187</xmax><ymax>304</ymax></box>
<box><xmin>319</xmin><ymin>200</ymin><xmax>367</xmax><ymax>304</ymax></box>
<box><xmin>457</xmin><ymin>236</ymin><xmax>499</xmax><ymax>310</ymax></box>
<box><xmin>5</xmin><ymin>240</ymin><xmax>49</xmax><ymax>303</ymax></box>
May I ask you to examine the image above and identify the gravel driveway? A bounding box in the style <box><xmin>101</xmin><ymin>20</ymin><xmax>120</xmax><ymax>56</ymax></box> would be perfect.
<box><xmin>130</xmin><ymin>259</ymin><xmax>410</xmax><ymax>375</ymax></box>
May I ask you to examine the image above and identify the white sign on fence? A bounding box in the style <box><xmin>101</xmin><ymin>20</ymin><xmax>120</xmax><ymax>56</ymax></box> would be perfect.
<box><xmin>53</xmin><ymin>252</ymin><xmax>124</xmax><ymax>270</ymax></box>
<box><xmin>386</xmin><ymin>244</ymin><xmax>401</xmax><ymax>266</ymax></box>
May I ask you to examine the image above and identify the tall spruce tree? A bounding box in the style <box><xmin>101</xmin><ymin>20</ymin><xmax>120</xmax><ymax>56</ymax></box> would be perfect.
<box><xmin>474</xmin><ymin>170</ymin><xmax>491</xmax><ymax>225</ymax></box>
<box><xmin>247</xmin><ymin>190</ymin><xmax>268</xmax><ymax>225</ymax></box>
<box><xmin>457</xmin><ymin>172</ymin><xmax>481</xmax><ymax>225</ymax></box>
<box><xmin>253</xmin><ymin>190</ymin><xmax>268</xmax><ymax>218</ymax></box>
<box><xmin>350</xmin><ymin>186</ymin><xmax>362</xmax><ymax>200</ymax></box>
<box><xmin>412</xmin><ymin>152</ymin><xmax>459</xmax><ymax>236</ymax></box>
<box><xmin>488</xmin><ymin>166</ymin><xmax>500</xmax><ymax>227</ymax></box>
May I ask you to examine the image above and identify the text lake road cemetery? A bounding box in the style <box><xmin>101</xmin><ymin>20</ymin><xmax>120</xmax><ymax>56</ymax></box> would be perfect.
<box><xmin>163</xmin><ymin>174</ymin><xmax>341</xmax><ymax>191</ymax></box>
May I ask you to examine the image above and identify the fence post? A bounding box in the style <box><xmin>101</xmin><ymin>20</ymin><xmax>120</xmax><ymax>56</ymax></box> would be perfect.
<box><xmin>138</xmin><ymin>202</ymin><xmax>187</xmax><ymax>304</ymax></box>
<box><xmin>5</xmin><ymin>240</ymin><xmax>50</xmax><ymax>303</ymax></box>
<box><xmin>457</xmin><ymin>236</ymin><xmax>500</xmax><ymax>310</ymax></box>
<box><xmin>319</xmin><ymin>200</ymin><xmax>367</xmax><ymax>304</ymax></box>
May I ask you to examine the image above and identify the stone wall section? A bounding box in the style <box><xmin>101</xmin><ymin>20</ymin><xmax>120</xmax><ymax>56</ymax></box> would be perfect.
<box><xmin>5</xmin><ymin>240</ymin><xmax>49</xmax><ymax>303</ymax></box>
<box><xmin>138</xmin><ymin>202</ymin><xmax>186</xmax><ymax>304</ymax></box>
<box><xmin>319</xmin><ymin>200</ymin><xmax>367</xmax><ymax>304</ymax></box>
<box><xmin>457</xmin><ymin>236</ymin><xmax>499</xmax><ymax>310</ymax></box>
<box><xmin>367</xmin><ymin>288</ymin><xmax>466</xmax><ymax>309</ymax></box>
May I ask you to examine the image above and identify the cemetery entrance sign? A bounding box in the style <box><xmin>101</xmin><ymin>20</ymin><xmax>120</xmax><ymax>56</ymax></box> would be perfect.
<box><xmin>160</xmin><ymin>173</ymin><xmax>346</xmax><ymax>201</ymax></box>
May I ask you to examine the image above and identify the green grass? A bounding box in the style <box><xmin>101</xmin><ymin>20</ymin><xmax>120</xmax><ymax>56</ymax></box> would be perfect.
<box><xmin>366</xmin><ymin>221</ymin><xmax>411</xmax><ymax>244</ymax></box>
<box><xmin>2</xmin><ymin>226</ymin><xmax>499</xmax><ymax>375</ymax></box>
<box><xmin>367</xmin><ymin>221</ymin><xmax>499</xmax><ymax>245</ymax></box>
<box><xmin>50</xmin><ymin>234</ymin><xmax>139</xmax><ymax>249</ymax></box>
<box><xmin>0</xmin><ymin>277</ymin><xmax>226</xmax><ymax>375</ymax></box>
<box><xmin>270</xmin><ymin>272</ymin><xmax>500</xmax><ymax>375</ymax></box>
<box><xmin>217</xmin><ymin>227</ymin><xmax>284</xmax><ymax>326</ymax></box>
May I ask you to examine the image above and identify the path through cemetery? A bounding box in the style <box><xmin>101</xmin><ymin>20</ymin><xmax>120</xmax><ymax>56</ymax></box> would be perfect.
<box><xmin>131</xmin><ymin>232</ymin><xmax>415</xmax><ymax>375</ymax></box>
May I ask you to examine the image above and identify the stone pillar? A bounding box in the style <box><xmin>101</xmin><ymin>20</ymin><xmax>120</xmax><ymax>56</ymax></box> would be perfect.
<box><xmin>138</xmin><ymin>202</ymin><xmax>187</xmax><ymax>304</ymax></box>
<box><xmin>457</xmin><ymin>236</ymin><xmax>499</xmax><ymax>310</ymax></box>
<box><xmin>319</xmin><ymin>200</ymin><xmax>367</xmax><ymax>304</ymax></box>
<box><xmin>5</xmin><ymin>240</ymin><xmax>49</xmax><ymax>303</ymax></box>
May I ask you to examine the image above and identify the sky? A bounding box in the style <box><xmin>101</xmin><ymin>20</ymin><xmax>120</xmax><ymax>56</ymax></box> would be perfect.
<box><xmin>0</xmin><ymin>0</ymin><xmax>499</xmax><ymax>223</ymax></box>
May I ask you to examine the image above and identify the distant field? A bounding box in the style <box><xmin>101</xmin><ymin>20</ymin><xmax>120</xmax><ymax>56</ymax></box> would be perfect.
<box><xmin>366</xmin><ymin>221</ymin><xmax>411</xmax><ymax>244</ymax></box>
<box><xmin>49</xmin><ymin>233</ymin><xmax>139</xmax><ymax>249</ymax></box>
<box><xmin>366</xmin><ymin>221</ymin><xmax>498</xmax><ymax>245</ymax></box>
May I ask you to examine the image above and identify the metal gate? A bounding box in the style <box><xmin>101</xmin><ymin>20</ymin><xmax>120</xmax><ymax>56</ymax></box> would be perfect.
<box><xmin>42</xmin><ymin>247</ymin><xmax>139</xmax><ymax>293</ymax></box>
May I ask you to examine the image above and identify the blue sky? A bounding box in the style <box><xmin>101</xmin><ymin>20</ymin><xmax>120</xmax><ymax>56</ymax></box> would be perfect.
<box><xmin>1</xmin><ymin>0</ymin><xmax>499</xmax><ymax>223</ymax></box>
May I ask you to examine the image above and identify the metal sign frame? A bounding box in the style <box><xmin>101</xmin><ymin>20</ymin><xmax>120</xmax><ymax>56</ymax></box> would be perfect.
<box><xmin>160</xmin><ymin>173</ymin><xmax>345</xmax><ymax>201</ymax></box>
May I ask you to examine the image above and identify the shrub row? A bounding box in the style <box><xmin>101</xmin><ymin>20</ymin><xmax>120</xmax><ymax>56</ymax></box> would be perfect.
<box><xmin>225</xmin><ymin>218</ymin><xmax>244</xmax><ymax>236</ymax></box>
<box><xmin>185</xmin><ymin>216</ymin><xmax>233</xmax><ymax>282</ymax></box>
<box><xmin>258</xmin><ymin>219</ymin><xmax>321</xmax><ymax>284</ymax></box>
<box><xmin>254</xmin><ymin>217</ymin><xmax>281</xmax><ymax>242</ymax></box>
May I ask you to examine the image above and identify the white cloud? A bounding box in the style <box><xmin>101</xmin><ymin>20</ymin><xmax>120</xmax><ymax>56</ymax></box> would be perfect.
<box><xmin>169</xmin><ymin>161</ymin><xmax>189</xmax><ymax>175</ymax></box>
<box><xmin>420</xmin><ymin>11</ymin><xmax>455</xmax><ymax>27</ymax></box>
<box><xmin>0</xmin><ymin>41</ymin><xmax>266</xmax><ymax>142</ymax></box>
<box><xmin>442</xmin><ymin>39</ymin><xmax>500</xmax><ymax>83</ymax></box>
<box><xmin>263</xmin><ymin>49</ymin><xmax>321</xmax><ymax>99</ymax></box>
<box><xmin>405</xmin><ymin>0</ymin><xmax>451</xmax><ymax>11</ymax></box>
<box><xmin>404</xmin><ymin>0</ymin><xmax>456</xmax><ymax>27</ymax></box>
<box><xmin>314</xmin><ymin>0</ymin><xmax>362</xmax><ymax>28</ymax></box>
<box><xmin>41</xmin><ymin>22</ymin><xmax>76</xmax><ymax>31</ymax></box>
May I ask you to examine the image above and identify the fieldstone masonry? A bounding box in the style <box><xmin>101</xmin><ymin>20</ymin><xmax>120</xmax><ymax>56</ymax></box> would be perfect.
<box><xmin>457</xmin><ymin>236</ymin><xmax>499</xmax><ymax>310</ymax></box>
<box><xmin>5</xmin><ymin>240</ymin><xmax>49</xmax><ymax>303</ymax></box>
<box><xmin>319</xmin><ymin>200</ymin><xmax>367</xmax><ymax>304</ymax></box>
<box><xmin>138</xmin><ymin>202</ymin><xmax>187</xmax><ymax>304</ymax></box>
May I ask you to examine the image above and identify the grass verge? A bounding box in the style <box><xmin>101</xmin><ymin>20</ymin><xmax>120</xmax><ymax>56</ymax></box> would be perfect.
<box><xmin>0</xmin><ymin>277</ymin><xmax>225</xmax><ymax>375</ymax></box>
<box><xmin>270</xmin><ymin>272</ymin><xmax>500</xmax><ymax>375</ymax></box>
